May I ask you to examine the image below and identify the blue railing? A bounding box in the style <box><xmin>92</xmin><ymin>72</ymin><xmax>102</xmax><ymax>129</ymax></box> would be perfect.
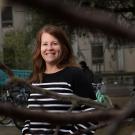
<box><xmin>0</xmin><ymin>69</ymin><xmax>32</xmax><ymax>85</ymax></box>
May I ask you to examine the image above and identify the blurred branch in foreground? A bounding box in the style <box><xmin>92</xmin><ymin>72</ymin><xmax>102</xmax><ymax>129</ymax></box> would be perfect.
<box><xmin>0</xmin><ymin>63</ymin><xmax>135</xmax><ymax>135</ymax></box>
<box><xmin>1</xmin><ymin>1</ymin><xmax>135</xmax><ymax>133</ymax></box>
<box><xmin>0</xmin><ymin>62</ymin><xmax>14</xmax><ymax>79</ymax></box>
<box><xmin>107</xmin><ymin>94</ymin><xmax>135</xmax><ymax>135</ymax></box>
<box><xmin>6</xmin><ymin>78</ymin><xmax>107</xmax><ymax>109</ymax></box>
<box><xmin>0</xmin><ymin>102</ymin><xmax>135</xmax><ymax>125</ymax></box>
<box><xmin>9</xmin><ymin>0</ymin><xmax>135</xmax><ymax>43</ymax></box>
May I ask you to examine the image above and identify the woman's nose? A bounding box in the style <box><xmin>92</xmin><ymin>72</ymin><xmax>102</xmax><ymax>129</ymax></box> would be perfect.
<box><xmin>47</xmin><ymin>44</ymin><xmax>53</xmax><ymax>49</ymax></box>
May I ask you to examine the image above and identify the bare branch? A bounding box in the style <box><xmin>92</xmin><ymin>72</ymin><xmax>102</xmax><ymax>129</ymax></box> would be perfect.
<box><xmin>9</xmin><ymin>0</ymin><xmax>135</xmax><ymax>43</ymax></box>
<box><xmin>6</xmin><ymin>77</ymin><xmax>107</xmax><ymax>109</ymax></box>
<box><xmin>0</xmin><ymin>62</ymin><xmax>14</xmax><ymax>79</ymax></box>
<box><xmin>0</xmin><ymin>102</ymin><xmax>131</xmax><ymax>124</ymax></box>
<box><xmin>107</xmin><ymin>96</ymin><xmax>135</xmax><ymax>135</ymax></box>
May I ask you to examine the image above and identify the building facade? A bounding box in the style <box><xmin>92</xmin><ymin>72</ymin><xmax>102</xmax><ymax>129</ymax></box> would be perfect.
<box><xmin>0</xmin><ymin>1</ymin><xmax>27</xmax><ymax>62</ymax></box>
<box><xmin>73</xmin><ymin>32</ymin><xmax>135</xmax><ymax>73</ymax></box>
<box><xmin>1</xmin><ymin>2</ymin><xmax>135</xmax><ymax>84</ymax></box>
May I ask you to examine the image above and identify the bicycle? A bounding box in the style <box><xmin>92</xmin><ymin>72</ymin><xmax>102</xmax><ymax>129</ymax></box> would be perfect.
<box><xmin>0</xmin><ymin>90</ymin><xmax>13</xmax><ymax>125</ymax></box>
<box><xmin>0</xmin><ymin>84</ymin><xmax>30</xmax><ymax>130</ymax></box>
<box><xmin>92</xmin><ymin>82</ymin><xmax>113</xmax><ymax>108</ymax></box>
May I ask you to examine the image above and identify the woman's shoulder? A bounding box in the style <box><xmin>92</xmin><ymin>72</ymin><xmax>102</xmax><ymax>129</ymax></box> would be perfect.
<box><xmin>66</xmin><ymin>66</ymin><xmax>82</xmax><ymax>71</ymax></box>
<box><xmin>65</xmin><ymin>66</ymin><xmax>84</xmax><ymax>75</ymax></box>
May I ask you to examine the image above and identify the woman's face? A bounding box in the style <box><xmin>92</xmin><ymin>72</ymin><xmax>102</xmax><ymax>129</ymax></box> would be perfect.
<box><xmin>41</xmin><ymin>32</ymin><xmax>62</xmax><ymax>66</ymax></box>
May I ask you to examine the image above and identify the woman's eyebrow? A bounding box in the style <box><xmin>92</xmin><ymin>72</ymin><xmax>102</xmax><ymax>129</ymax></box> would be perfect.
<box><xmin>41</xmin><ymin>41</ymin><xmax>48</xmax><ymax>43</ymax></box>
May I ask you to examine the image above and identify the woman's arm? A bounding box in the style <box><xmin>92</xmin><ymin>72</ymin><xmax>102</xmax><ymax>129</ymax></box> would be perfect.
<box><xmin>72</xmin><ymin>68</ymin><xmax>96</xmax><ymax>99</ymax></box>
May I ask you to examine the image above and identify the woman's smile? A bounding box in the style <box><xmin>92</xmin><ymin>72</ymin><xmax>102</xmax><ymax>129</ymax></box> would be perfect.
<box><xmin>41</xmin><ymin>32</ymin><xmax>62</xmax><ymax>65</ymax></box>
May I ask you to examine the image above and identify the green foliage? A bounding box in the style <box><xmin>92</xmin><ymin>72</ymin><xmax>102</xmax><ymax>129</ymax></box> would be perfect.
<box><xmin>26</xmin><ymin>8</ymin><xmax>65</xmax><ymax>40</ymax></box>
<box><xmin>2</xmin><ymin>8</ymin><xmax>75</xmax><ymax>70</ymax></box>
<box><xmin>3</xmin><ymin>30</ymin><xmax>32</xmax><ymax>69</ymax></box>
<box><xmin>26</xmin><ymin>8</ymin><xmax>75</xmax><ymax>44</ymax></box>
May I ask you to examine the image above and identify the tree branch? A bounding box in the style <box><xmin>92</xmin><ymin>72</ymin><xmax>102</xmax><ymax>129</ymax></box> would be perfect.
<box><xmin>0</xmin><ymin>102</ymin><xmax>133</xmax><ymax>124</ymax></box>
<box><xmin>9</xmin><ymin>0</ymin><xmax>135</xmax><ymax>43</ymax></box>
<box><xmin>0</xmin><ymin>62</ymin><xmax>14</xmax><ymax>79</ymax></box>
<box><xmin>6</xmin><ymin>77</ymin><xmax>108</xmax><ymax>109</ymax></box>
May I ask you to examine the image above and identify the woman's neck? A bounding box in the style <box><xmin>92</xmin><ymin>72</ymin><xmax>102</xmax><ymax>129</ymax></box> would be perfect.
<box><xmin>45</xmin><ymin>64</ymin><xmax>63</xmax><ymax>74</ymax></box>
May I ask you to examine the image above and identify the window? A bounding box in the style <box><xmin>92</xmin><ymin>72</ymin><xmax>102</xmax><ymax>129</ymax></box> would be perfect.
<box><xmin>1</xmin><ymin>6</ymin><xmax>13</xmax><ymax>27</ymax></box>
<box><xmin>91</xmin><ymin>43</ymin><xmax>104</xmax><ymax>64</ymax></box>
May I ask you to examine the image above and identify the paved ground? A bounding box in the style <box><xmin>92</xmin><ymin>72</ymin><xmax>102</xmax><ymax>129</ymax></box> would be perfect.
<box><xmin>105</xmin><ymin>84</ymin><xmax>134</xmax><ymax>96</ymax></box>
<box><xmin>0</xmin><ymin>126</ymin><xmax>20</xmax><ymax>135</ymax></box>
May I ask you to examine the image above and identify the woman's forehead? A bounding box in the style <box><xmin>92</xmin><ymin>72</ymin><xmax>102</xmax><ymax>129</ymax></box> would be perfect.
<box><xmin>41</xmin><ymin>32</ymin><xmax>58</xmax><ymax>41</ymax></box>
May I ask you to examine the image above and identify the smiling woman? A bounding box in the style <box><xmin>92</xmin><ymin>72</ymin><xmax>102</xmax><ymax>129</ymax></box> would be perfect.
<box><xmin>22</xmin><ymin>25</ymin><xmax>96</xmax><ymax>135</ymax></box>
<box><xmin>40</xmin><ymin>32</ymin><xmax>62</xmax><ymax>73</ymax></box>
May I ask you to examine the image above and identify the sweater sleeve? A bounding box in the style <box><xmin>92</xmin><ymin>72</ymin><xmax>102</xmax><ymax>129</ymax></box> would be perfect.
<box><xmin>72</xmin><ymin>68</ymin><xmax>96</xmax><ymax>100</ymax></box>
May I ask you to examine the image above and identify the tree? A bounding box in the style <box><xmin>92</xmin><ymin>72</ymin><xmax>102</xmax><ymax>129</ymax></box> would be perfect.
<box><xmin>25</xmin><ymin>7</ymin><xmax>75</xmax><ymax>44</ymax></box>
<box><xmin>3</xmin><ymin>30</ymin><xmax>32</xmax><ymax>69</ymax></box>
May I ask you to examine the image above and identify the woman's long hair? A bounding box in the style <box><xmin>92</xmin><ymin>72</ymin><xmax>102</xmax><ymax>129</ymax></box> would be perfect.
<box><xmin>28</xmin><ymin>25</ymin><xmax>77</xmax><ymax>83</ymax></box>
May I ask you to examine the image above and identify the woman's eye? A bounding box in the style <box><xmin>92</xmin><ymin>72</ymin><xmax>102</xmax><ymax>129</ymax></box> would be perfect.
<box><xmin>43</xmin><ymin>43</ymin><xmax>48</xmax><ymax>46</ymax></box>
<box><xmin>53</xmin><ymin>42</ymin><xmax>58</xmax><ymax>45</ymax></box>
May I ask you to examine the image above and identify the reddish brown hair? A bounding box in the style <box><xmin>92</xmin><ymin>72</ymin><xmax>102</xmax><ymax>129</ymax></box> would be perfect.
<box><xmin>29</xmin><ymin>25</ymin><xmax>77</xmax><ymax>83</ymax></box>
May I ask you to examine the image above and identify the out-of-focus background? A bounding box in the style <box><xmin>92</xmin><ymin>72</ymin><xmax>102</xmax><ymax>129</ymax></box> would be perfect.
<box><xmin>0</xmin><ymin>0</ymin><xmax>135</xmax><ymax>134</ymax></box>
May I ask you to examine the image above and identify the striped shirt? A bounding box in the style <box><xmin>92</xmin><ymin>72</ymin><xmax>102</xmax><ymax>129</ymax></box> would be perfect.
<box><xmin>22</xmin><ymin>67</ymin><xmax>96</xmax><ymax>135</ymax></box>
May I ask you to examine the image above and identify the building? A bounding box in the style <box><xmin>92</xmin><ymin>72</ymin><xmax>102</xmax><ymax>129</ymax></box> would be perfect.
<box><xmin>1</xmin><ymin>1</ymin><xmax>135</xmax><ymax>84</ymax></box>
<box><xmin>73</xmin><ymin>31</ymin><xmax>135</xmax><ymax>84</ymax></box>
<box><xmin>0</xmin><ymin>1</ymin><xmax>27</xmax><ymax>62</ymax></box>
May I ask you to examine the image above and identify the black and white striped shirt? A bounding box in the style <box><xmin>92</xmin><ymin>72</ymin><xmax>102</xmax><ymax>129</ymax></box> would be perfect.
<box><xmin>22</xmin><ymin>67</ymin><xmax>96</xmax><ymax>135</ymax></box>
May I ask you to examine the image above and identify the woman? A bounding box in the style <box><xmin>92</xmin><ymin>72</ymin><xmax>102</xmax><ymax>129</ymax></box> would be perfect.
<box><xmin>22</xmin><ymin>25</ymin><xmax>96</xmax><ymax>135</ymax></box>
